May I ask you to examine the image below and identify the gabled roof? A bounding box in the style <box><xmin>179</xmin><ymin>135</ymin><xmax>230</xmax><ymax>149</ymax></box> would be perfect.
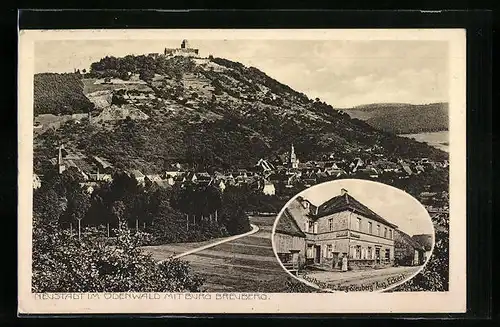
<box><xmin>154</xmin><ymin>180</ymin><xmax>173</xmax><ymax>189</ymax></box>
<box><xmin>411</xmin><ymin>234</ymin><xmax>433</xmax><ymax>251</ymax></box>
<box><xmin>130</xmin><ymin>169</ymin><xmax>145</xmax><ymax>178</ymax></box>
<box><xmin>311</xmin><ymin>192</ymin><xmax>398</xmax><ymax>228</ymax></box>
<box><xmin>396</xmin><ymin>230</ymin><xmax>425</xmax><ymax>251</ymax></box>
<box><xmin>275</xmin><ymin>208</ymin><xmax>306</xmax><ymax>238</ymax></box>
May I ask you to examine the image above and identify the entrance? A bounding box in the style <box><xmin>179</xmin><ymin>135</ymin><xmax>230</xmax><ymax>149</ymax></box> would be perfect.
<box><xmin>315</xmin><ymin>245</ymin><xmax>321</xmax><ymax>264</ymax></box>
<box><xmin>332</xmin><ymin>252</ymin><xmax>340</xmax><ymax>269</ymax></box>
<box><xmin>375</xmin><ymin>247</ymin><xmax>381</xmax><ymax>264</ymax></box>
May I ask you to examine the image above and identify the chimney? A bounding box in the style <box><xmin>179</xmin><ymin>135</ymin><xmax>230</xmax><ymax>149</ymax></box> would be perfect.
<box><xmin>341</xmin><ymin>188</ymin><xmax>348</xmax><ymax>196</ymax></box>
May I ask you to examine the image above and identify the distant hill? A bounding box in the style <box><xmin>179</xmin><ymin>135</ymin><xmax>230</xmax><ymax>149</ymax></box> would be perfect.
<box><xmin>343</xmin><ymin>102</ymin><xmax>448</xmax><ymax>134</ymax></box>
<box><xmin>34</xmin><ymin>73</ymin><xmax>95</xmax><ymax>115</ymax></box>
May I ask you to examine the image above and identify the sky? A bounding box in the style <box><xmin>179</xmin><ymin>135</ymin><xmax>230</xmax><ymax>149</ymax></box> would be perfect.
<box><xmin>296</xmin><ymin>179</ymin><xmax>434</xmax><ymax>236</ymax></box>
<box><xmin>35</xmin><ymin>39</ymin><xmax>449</xmax><ymax>108</ymax></box>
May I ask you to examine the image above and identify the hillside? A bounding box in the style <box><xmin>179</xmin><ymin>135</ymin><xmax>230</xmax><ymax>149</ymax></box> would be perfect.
<box><xmin>34</xmin><ymin>73</ymin><xmax>95</xmax><ymax>115</ymax></box>
<box><xmin>343</xmin><ymin>103</ymin><xmax>448</xmax><ymax>134</ymax></box>
<box><xmin>34</xmin><ymin>54</ymin><xmax>448</xmax><ymax>173</ymax></box>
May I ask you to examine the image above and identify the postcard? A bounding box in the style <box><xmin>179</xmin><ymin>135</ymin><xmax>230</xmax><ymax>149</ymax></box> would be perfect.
<box><xmin>18</xmin><ymin>28</ymin><xmax>466</xmax><ymax>314</ymax></box>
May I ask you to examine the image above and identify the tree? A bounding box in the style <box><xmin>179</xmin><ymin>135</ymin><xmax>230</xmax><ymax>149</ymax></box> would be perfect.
<box><xmin>139</xmin><ymin>69</ymin><xmax>155</xmax><ymax>82</ymax></box>
<box><xmin>32</xmin><ymin>216</ymin><xmax>203</xmax><ymax>292</ymax></box>
<box><xmin>218</xmin><ymin>186</ymin><xmax>251</xmax><ymax>234</ymax></box>
<box><xmin>66</xmin><ymin>188</ymin><xmax>91</xmax><ymax>240</ymax></box>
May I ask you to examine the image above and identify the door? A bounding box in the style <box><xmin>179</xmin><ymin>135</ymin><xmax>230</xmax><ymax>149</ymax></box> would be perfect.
<box><xmin>315</xmin><ymin>245</ymin><xmax>321</xmax><ymax>264</ymax></box>
<box><xmin>375</xmin><ymin>248</ymin><xmax>381</xmax><ymax>264</ymax></box>
<box><xmin>332</xmin><ymin>252</ymin><xmax>339</xmax><ymax>268</ymax></box>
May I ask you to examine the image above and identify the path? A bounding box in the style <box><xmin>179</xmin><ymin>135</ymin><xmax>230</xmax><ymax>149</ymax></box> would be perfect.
<box><xmin>143</xmin><ymin>215</ymin><xmax>305</xmax><ymax>292</ymax></box>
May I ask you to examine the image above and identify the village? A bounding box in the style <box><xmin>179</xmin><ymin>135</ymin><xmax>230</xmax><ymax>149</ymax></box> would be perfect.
<box><xmin>33</xmin><ymin>141</ymin><xmax>450</xmax><ymax>216</ymax></box>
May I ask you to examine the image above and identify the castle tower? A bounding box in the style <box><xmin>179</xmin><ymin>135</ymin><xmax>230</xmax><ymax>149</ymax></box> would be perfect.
<box><xmin>181</xmin><ymin>39</ymin><xmax>189</xmax><ymax>49</ymax></box>
<box><xmin>58</xmin><ymin>144</ymin><xmax>66</xmax><ymax>174</ymax></box>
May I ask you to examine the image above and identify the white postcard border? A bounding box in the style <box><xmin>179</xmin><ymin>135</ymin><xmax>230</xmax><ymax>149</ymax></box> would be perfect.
<box><xmin>18</xmin><ymin>28</ymin><xmax>467</xmax><ymax>314</ymax></box>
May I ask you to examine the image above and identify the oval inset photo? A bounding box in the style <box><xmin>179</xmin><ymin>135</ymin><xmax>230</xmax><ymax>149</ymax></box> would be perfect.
<box><xmin>271</xmin><ymin>179</ymin><xmax>435</xmax><ymax>293</ymax></box>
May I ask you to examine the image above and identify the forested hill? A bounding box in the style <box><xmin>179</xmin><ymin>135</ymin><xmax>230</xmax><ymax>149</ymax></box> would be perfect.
<box><xmin>343</xmin><ymin>102</ymin><xmax>449</xmax><ymax>134</ymax></box>
<box><xmin>34</xmin><ymin>54</ymin><xmax>447</xmax><ymax>173</ymax></box>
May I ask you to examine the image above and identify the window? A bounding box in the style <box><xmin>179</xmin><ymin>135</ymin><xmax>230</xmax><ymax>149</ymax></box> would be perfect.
<box><xmin>377</xmin><ymin>224</ymin><xmax>380</xmax><ymax>236</ymax></box>
<box><xmin>368</xmin><ymin>222</ymin><xmax>373</xmax><ymax>234</ymax></box>
<box><xmin>356</xmin><ymin>218</ymin><xmax>361</xmax><ymax>231</ymax></box>
<box><xmin>308</xmin><ymin>221</ymin><xmax>314</xmax><ymax>233</ymax></box>
<box><xmin>328</xmin><ymin>218</ymin><xmax>333</xmax><ymax>231</ymax></box>
<box><xmin>389</xmin><ymin>229</ymin><xmax>393</xmax><ymax>239</ymax></box>
<box><xmin>355</xmin><ymin>245</ymin><xmax>361</xmax><ymax>259</ymax></box>
<box><xmin>384</xmin><ymin>227</ymin><xmax>388</xmax><ymax>238</ymax></box>
<box><xmin>368</xmin><ymin>247</ymin><xmax>373</xmax><ymax>259</ymax></box>
<box><xmin>326</xmin><ymin>244</ymin><xmax>333</xmax><ymax>258</ymax></box>
<box><xmin>385</xmin><ymin>249</ymin><xmax>390</xmax><ymax>261</ymax></box>
<box><xmin>307</xmin><ymin>245</ymin><xmax>314</xmax><ymax>258</ymax></box>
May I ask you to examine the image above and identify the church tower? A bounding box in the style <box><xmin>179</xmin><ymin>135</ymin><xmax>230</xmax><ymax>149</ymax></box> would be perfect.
<box><xmin>290</xmin><ymin>144</ymin><xmax>299</xmax><ymax>169</ymax></box>
<box><xmin>58</xmin><ymin>144</ymin><xmax>66</xmax><ymax>174</ymax></box>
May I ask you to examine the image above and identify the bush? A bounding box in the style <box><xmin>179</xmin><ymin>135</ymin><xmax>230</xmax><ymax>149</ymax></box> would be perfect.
<box><xmin>32</xmin><ymin>220</ymin><xmax>203</xmax><ymax>292</ymax></box>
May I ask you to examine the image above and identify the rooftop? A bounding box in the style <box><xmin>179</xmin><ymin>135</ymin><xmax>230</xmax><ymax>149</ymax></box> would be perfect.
<box><xmin>275</xmin><ymin>208</ymin><xmax>306</xmax><ymax>238</ymax></box>
<box><xmin>310</xmin><ymin>190</ymin><xmax>398</xmax><ymax>229</ymax></box>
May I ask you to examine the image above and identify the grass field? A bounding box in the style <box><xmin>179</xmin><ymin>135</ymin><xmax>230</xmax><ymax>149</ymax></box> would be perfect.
<box><xmin>142</xmin><ymin>215</ymin><xmax>308</xmax><ymax>292</ymax></box>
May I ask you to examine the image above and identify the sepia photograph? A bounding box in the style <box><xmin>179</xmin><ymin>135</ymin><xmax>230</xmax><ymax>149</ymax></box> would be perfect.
<box><xmin>18</xmin><ymin>29</ymin><xmax>466</xmax><ymax>314</ymax></box>
<box><xmin>272</xmin><ymin>179</ymin><xmax>435</xmax><ymax>292</ymax></box>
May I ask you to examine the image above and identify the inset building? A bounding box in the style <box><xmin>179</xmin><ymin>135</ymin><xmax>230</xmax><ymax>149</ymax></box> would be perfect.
<box><xmin>276</xmin><ymin>188</ymin><xmax>398</xmax><ymax>270</ymax></box>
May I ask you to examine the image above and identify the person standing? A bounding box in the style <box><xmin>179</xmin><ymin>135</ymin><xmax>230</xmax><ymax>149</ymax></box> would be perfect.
<box><xmin>342</xmin><ymin>254</ymin><xmax>348</xmax><ymax>272</ymax></box>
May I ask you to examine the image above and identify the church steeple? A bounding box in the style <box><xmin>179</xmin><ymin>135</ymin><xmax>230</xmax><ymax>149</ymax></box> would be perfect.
<box><xmin>58</xmin><ymin>144</ymin><xmax>66</xmax><ymax>174</ymax></box>
<box><xmin>290</xmin><ymin>144</ymin><xmax>298</xmax><ymax>169</ymax></box>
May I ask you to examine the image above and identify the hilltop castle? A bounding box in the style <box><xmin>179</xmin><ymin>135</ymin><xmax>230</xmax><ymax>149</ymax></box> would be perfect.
<box><xmin>163</xmin><ymin>39</ymin><xmax>200</xmax><ymax>58</ymax></box>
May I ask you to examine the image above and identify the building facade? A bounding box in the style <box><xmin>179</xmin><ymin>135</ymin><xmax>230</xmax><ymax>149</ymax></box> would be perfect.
<box><xmin>394</xmin><ymin>230</ymin><xmax>426</xmax><ymax>266</ymax></box>
<box><xmin>277</xmin><ymin>189</ymin><xmax>398</xmax><ymax>270</ymax></box>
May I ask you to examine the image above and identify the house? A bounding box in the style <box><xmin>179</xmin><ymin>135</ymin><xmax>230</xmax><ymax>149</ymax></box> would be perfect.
<box><xmin>262</xmin><ymin>180</ymin><xmax>276</xmax><ymax>196</ymax></box>
<box><xmin>213</xmin><ymin>179</ymin><xmax>226</xmax><ymax>192</ymax></box>
<box><xmin>185</xmin><ymin>172</ymin><xmax>198</xmax><ymax>183</ymax></box>
<box><xmin>291</xmin><ymin>189</ymin><xmax>398</xmax><ymax>270</ymax></box>
<box><xmin>129</xmin><ymin>169</ymin><xmax>145</xmax><ymax>185</ymax></box>
<box><xmin>163</xmin><ymin>174</ymin><xmax>176</xmax><ymax>186</ymax></box>
<box><xmin>154</xmin><ymin>179</ymin><xmax>173</xmax><ymax>190</ymax></box>
<box><xmin>355</xmin><ymin>167</ymin><xmax>379</xmax><ymax>179</ymax></box>
<box><xmin>349</xmin><ymin>158</ymin><xmax>364</xmax><ymax>172</ymax></box>
<box><xmin>400</xmin><ymin>161</ymin><xmax>413</xmax><ymax>175</ymax></box>
<box><xmin>164</xmin><ymin>170</ymin><xmax>183</xmax><ymax>177</ymax></box>
<box><xmin>88</xmin><ymin>172</ymin><xmax>113</xmax><ymax>182</ymax></box>
<box><xmin>394</xmin><ymin>230</ymin><xmax>427</xmax><ymax>266</ymax></box>
<box><xmin>274</xmin><ymin>203</ymin><xmax>307</xmax><ymax>272</ymax></box>
<box><xmin>80</xmin><ymin>181</ymin><xmax>99</xmax><ymax>194</ymax></box>
<box><xmin>324</xmin><ymin>167</ymin><xmax>347</xmax><ymax>178</ymax></box>
<box><xmin>256</xmin><ymin>158</ymin><xmax>275</xmax><ymax>172</ymax></box>
<box><xmin>33</xmin><ymin>174</ymin><xmax>42</xmax><ymax>189</ymax></box>
<box><xmin>93</xmin><ymin>156</ymin><xmax>114</xmax><ymax>173</ymax></box>
<box><xmin>411</xmin><ymin>234</ymin><xmax>433</xmax><ymax>261</ymax></box>
<box><xmin>197</xmin><ymin>172</ymin><xmax>213</xmax><ymax>184</ymax></box>
<box><xmin>146</xmin><ymin>174</ymin><xmax>162</xmax><ymax>183</ymax></box>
